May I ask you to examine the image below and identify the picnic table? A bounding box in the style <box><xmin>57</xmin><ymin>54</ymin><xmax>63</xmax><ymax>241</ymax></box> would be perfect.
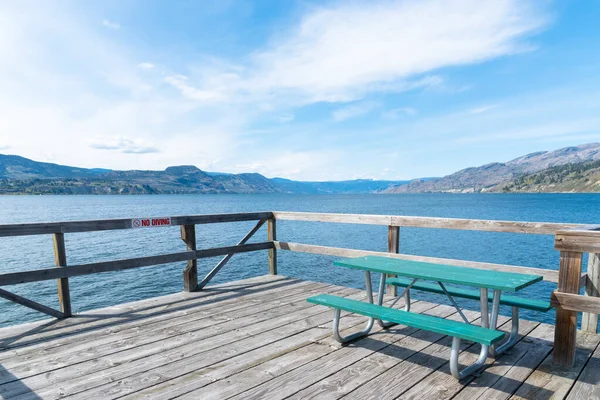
<box><xmin>308</xmin><ymin>256</ymin><xmax>550</xmax><ymax>380</ymax></box>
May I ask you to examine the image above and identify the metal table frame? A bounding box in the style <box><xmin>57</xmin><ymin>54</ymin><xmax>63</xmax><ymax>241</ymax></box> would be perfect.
<box><xmin>331</xmin><ymin>271</ymin><xmax>520</xmax><ymax>379</ymax></box>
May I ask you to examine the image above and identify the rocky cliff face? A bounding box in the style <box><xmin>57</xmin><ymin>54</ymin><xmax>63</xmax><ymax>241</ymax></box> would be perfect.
<box><xmin>385</xmin><ymin>143</ymin><xmax>600</xmax><ymax>193</ymax></box>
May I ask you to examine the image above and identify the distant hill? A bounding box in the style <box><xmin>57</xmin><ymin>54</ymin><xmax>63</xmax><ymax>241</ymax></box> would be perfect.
<box><xmin>271</xmin><ymin>178</ymin><xmax>410</xmax><ymax>194</ymax></box>
<box><xmin>0</xmin><ymin>155</ymin><xmax>407</xmax><ymax>195</ymax></box>
<box><xmin>0</xmin><ymin>154</ymin><xmax>108</xmax><ymax>180</ymax></box>
<box><xmin>385</xmin><ymin>143</ymin><xmax>600</xmax><ymax>193</ymax></box>
<box><xmin>492</xmin><ymin>159</ymin><xmax>600</xmax><ymax>193</ymax></box>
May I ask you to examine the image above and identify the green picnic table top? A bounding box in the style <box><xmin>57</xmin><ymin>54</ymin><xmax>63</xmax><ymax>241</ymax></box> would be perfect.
<box><xmin>333</xmin><ymin>256</ymin><xmax>543</xmax><ymax>292</ymax></box>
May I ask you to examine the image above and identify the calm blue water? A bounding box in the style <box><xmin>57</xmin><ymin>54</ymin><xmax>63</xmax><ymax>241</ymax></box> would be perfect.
<box><xmin>0</xmin><ymin>194</ymin><xmax>598</xmax><ymax>328</ymax></box>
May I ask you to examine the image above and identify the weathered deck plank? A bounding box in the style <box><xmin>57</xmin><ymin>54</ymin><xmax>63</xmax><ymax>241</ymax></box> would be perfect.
<box><xmin>565</xmin><ymin>337</ymin><xmax>600</xmax><ymax>399</ymax></box>
<box><xmin>5</xmin><ymin>286</ymin><xmax>360</xmax><ymax>398</ymax></box>
<box><xmin>508</xmin><ymin>329</ymin><xmax>600</xmax><ymax>400</ymax></box>
<box><xmin>122</xmin><ymin>300</ymin><xmax>433</xmax><ymax>400</ymax></box>
<box><xmin>224</xmin><ymin>304</ymin><xmax>460</xmax><ymax>400</ymax></box>
<box><xmin>0</xmin><ymin>274</ymin><xmax>293</xmax><ymax>351</ymax></box>
<box><xmin>0</xmin><ymin>275</ymin><xmax>597</xmax><ymax>400</ymax></box>
<box><xmin>284</xmin><ymin>307</ymin><xmax>482</xmax><ymax>400</ymax></box>
<box><xmin>397</xmin><ymin>320</ymin><xmax>546</xmax><ymax>400</ymax></box>
<box><xmin>0</xmin><ymin>279</ymin><xmax>325</xmax><ymax>364</ymax></box>
<box><xmin>0</xmin><ymin>281</ymin><xmax>343</xmax><ymax>393</ymax></box>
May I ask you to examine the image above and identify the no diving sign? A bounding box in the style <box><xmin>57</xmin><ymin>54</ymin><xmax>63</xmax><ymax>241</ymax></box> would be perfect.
<box><xmin>131</xmin><ymin>217</ymin><xmax>172</xmax><ymax>229</ymax></box>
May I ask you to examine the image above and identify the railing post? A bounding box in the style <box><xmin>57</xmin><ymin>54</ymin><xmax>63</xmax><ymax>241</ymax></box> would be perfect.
<box><xmin>181</xmin><ymin>224</ymin><xmax>198</xmax><ymax>292</ymax></box>
<box><xmin>386</xmin><ymin>226</ymin><xmax>400</xmax><ymax>297</ymax></box>
<box><xmin>52</xmin><ymin>233</ymin><xmax>72</xmax><ymax>317</ymax></box>
<box><xmin>268</xmin><ymin>218</ymin><xmax>277</xmax><ymax>275</ymax></box>
<box><xmin>553</xmin><ymin>250</ymin><xmax>583</xmax><ymax>367</ymax></box>
<box><xmin>581</xmin><ymin>253</ymin><xmax>600</xmax><ymax>333</ymax></box>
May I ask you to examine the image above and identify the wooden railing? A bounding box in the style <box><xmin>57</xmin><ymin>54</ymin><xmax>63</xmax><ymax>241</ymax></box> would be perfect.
<box><xmin>551</xmin><ymin>226</ymin><xmax>600</xmax><ymax>366</ymax></box>
<box><xmin>0</xmin><ymin>211</ymin><xmax>598</xmax><ymax>368</ymax></box>
<box><xmin>0</xmin><ymin>212</ymin><xmax>276</xmax><ymax>318</ymax></box>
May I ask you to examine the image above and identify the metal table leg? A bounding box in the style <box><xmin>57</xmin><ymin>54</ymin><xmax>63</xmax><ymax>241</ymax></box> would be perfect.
<box><xmin>487</xmin><ymin>289</ymin><xmax>519</xmax><ymax>357</ymax></box>
<box><xmin>490</xmin><ymin>304</ymin><xmax>519</xmax><ymax>357</ymax></box>
<box><xmin>376</xmin><ymin>274</ymin><xmax>413</xmax><ymax>328</ymax></box>
<box><xmin>449</xmin><ymin>287</ymin><xmax>491</xmax><ymax>380</ymax></box>
<box><xmin>332</xmin><ymin>271</ymin><xmax>375</xmax><ymax>343</ymax></box>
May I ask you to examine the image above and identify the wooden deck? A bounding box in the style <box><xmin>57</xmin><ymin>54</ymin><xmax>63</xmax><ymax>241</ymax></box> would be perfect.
<box><xmin>0</xmin><ymin>275</ymin><xmax>598</xmax><ymax>400</ymax></box>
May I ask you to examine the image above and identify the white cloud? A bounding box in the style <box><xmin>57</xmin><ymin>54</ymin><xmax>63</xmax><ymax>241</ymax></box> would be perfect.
<box><xmin>0</xmin><ymin>2</ymin><xmax>245</xmax><ymax>171</ymax></box>
<box><xmin>164</xmin><ymin>74</ymin><xmax>227</xmax><ymax>102</ymax></box>
<box><xmin>246</xmin><ymin>0</ymin><xmax>548</xmax><ymax>102</ymax></box>
<box><xmin>456</xmin><ymin>120</ymin><xmax>600</xmax><ymax>144</ymax></box>
<box><xmin>137</xmin><ymin>62</ymin><xmax>154</xmax><ymax>69</ymax></box>
<box><xmin>0</xmin><ymin>145</ymin><xmax>10</xmax><ymax>151</ymax></box>
<box><xmin>276</xmin><ymin>113</ymin><xmax>295</xmax><ymax>123</ymax></box>
<box><xmin>468</xmin><ymin>105</ymin><xmax>498</xmax><ymax>114</ymax></box>
<box><xmin>381</xmin><ymin>107</ymin><xmax>418</xmax><ymax>119</ymax></box>
<box><xmin>162</xmin><ymin>0</ymin><xmax>547</xmax><ymax>106</ymax></box>
<box><xmin>231</xmin><ymin>150</ymin><xmax>342</xmax><ymax>179</ymax></box>
<box><xmin>89</xmin><ymin>137</ymin><xmax>160</xmax><ymax>154</ymax></box>
<box><xmin>332</xmin><ymin>101</ymin><xmax>379</xmax><ymax>122</ymax></box>
<box><xmin>102</xmin><ymin>19</ymin><xmax>120</xmax><ymax>30</ymax></box>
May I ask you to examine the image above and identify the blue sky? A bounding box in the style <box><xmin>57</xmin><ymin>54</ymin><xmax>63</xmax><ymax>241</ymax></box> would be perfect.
<box><xmin>0</xmin><ymin>0</ymin><xmax>599</xmax><ymax>180</ymax></box>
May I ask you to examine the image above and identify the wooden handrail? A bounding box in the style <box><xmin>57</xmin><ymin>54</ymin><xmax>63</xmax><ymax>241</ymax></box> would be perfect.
<box><xmin>0</xmin><ymin>212</ymin><xmax>274</xmax><ymax>237</ymax></box>
<box><xmin>273</xmin><ymin>211</ymin><xmax>584</xmax><ymax>235</ymax></box>
<box><xmin>551</xmin><ymin>291</ymin><xmax>600</xmax><ymax>314</ymax></box>
<box><xmin>0</xmin><ymin>242</ymin><xmax>273</xmax><ymax>286</ymax></box>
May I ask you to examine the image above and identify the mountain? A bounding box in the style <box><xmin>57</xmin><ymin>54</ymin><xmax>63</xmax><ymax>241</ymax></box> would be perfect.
<box><xmin>492</xmin><ymin>159</ymin><xmax>600</xmax><ymax>193</ymax></box>
<box><xmin>0</xmin><ymin>154</ymin><xmax>108</xmax><ymax>180</ymax></box>
<box><xmin>0</xmin><ymin>155</ymin><xmax>406</xmax><ymax>195</ymax></box>
<box><xmin>385</xmin><ymin>143</ymin><xmax>600</xmax><ymax>193</ymax></box>
<box><xmin>271</xmin><ymin>178</ymin><xmax>410</xmax><ymax>194</ymax></box>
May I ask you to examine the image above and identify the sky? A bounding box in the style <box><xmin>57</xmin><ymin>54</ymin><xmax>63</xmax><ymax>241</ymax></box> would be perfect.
<box><xmin>0</xmin><ymin>0</ymin><xmax>599</xmax><ymax>181</ymax></box>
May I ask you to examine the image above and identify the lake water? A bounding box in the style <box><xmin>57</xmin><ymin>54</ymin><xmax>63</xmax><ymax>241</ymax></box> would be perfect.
<box><xmin>0</xmin><ymin>193</ymin><xmax>598</xmax><ymax>328</ymax></box>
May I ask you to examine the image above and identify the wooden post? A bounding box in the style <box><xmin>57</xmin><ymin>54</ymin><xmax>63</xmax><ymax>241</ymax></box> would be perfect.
<box><xmin>53</xmin><ymin>233</ymin><xmax>71</xmax><ymax>317</ymax></box>
<box><xmin>268</xmin><ymin>219</ymin><xmax>277</xmax><ymax>275</ymax></box>
<box><xmin>581</xmin><ymin>253</ymin><xmax>600</xmax><ymax>333</ymax></box>
<box><xmin>181</xmin><ymin>224</ymin><xmax>198</xmax><ymax>292</ymax></box>
<box><xmin>386</xmin><ymin>226</ymin><xmax>400</xmax><ymax>297</ymax></box>
<box><xmin>553</xmin><ymin>251</ymin><xmax>583</xmax><ymax>367</ymax></box>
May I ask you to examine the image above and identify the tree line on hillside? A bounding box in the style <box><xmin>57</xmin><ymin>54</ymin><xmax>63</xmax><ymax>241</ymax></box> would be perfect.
<box><xmin>501</xmin><ymin>159</ymin><xmax>600</xmax><ymax>192</ymax></box>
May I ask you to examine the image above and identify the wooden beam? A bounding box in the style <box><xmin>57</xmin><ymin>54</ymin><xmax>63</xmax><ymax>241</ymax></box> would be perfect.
<box><xmin>555</xmin><ymin>225</ymin><xmax>600</xmax><ymax>237</ymax></box>
<box><xmin>553</xmin><ymin>251</ymin><xmax>583</xmax><ymax>367</ymax></box>
<box><xmin>268</xmin><ymin>219</ymin><xmax>277</xmax><ymax>275</ymax></box>
<box><xmin>53</xmin><ymin>233</ymin><xmax>71</xmax><ymax>317</ymax></box>
<box><xmin>172</xmin><ymin>212</ymin><xmax>273</xmax><ymax>226</ymax></box>
<box><xmin>272</xmin><ymin>211</ymin><xmax>582</xmax><ymax>235</ymax></box>
<box><xmin>0</xmin><ymin>242</ymin><xmax>274</xmax><ymax>286</ymax></box>
<box><xmin>273</xmin><ymin>241</ymin><xmax>559</xmax><ymax>282</ymax></box>
<box><xmin>386</xmin><ymin>226</ymin><xmax>400</xmax><ymax>297</ymax></box>
<box><xmin>198</xmin><ymin>219</ymin><xmax>267</xmax><ymax>290</ymax></box>
<box><xmin>181</xmin><ymin>225</ymin><xmax>197</xmax><ymax>292</ymax></box>
<box><xmin>581</xmin><ymin>253</ymin><xmax>600</xmax><ymax>333</ymax></box>
<box><xmin>0</xmin><ymin>288</ymin><xmax>64</xmax><ymax>319</ymax></box>
<box><xmin>555</xmin><ymin>228</ymin><xmax>600</xmax><ymax>253</ymax></box>
<box><xmin>551</xmin><ymin>291</ymin><xmax>600</xmax><ymax>314</ymax></box>
<box><xmin>0</xmin><ymin>212</ymin><xmax>274</xmax><ymax>237</ymax></box>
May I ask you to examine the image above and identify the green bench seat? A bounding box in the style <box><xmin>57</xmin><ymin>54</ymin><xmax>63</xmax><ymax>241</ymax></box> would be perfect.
<box><xmin>307</xmin><ymin>294</ymin><xmax>505</xmax><ymax>346</ymax></box>
<box><xmin>386</xmin><ymin>277</ymin><xmax>552</xmax><ymax>312</ymax></box>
